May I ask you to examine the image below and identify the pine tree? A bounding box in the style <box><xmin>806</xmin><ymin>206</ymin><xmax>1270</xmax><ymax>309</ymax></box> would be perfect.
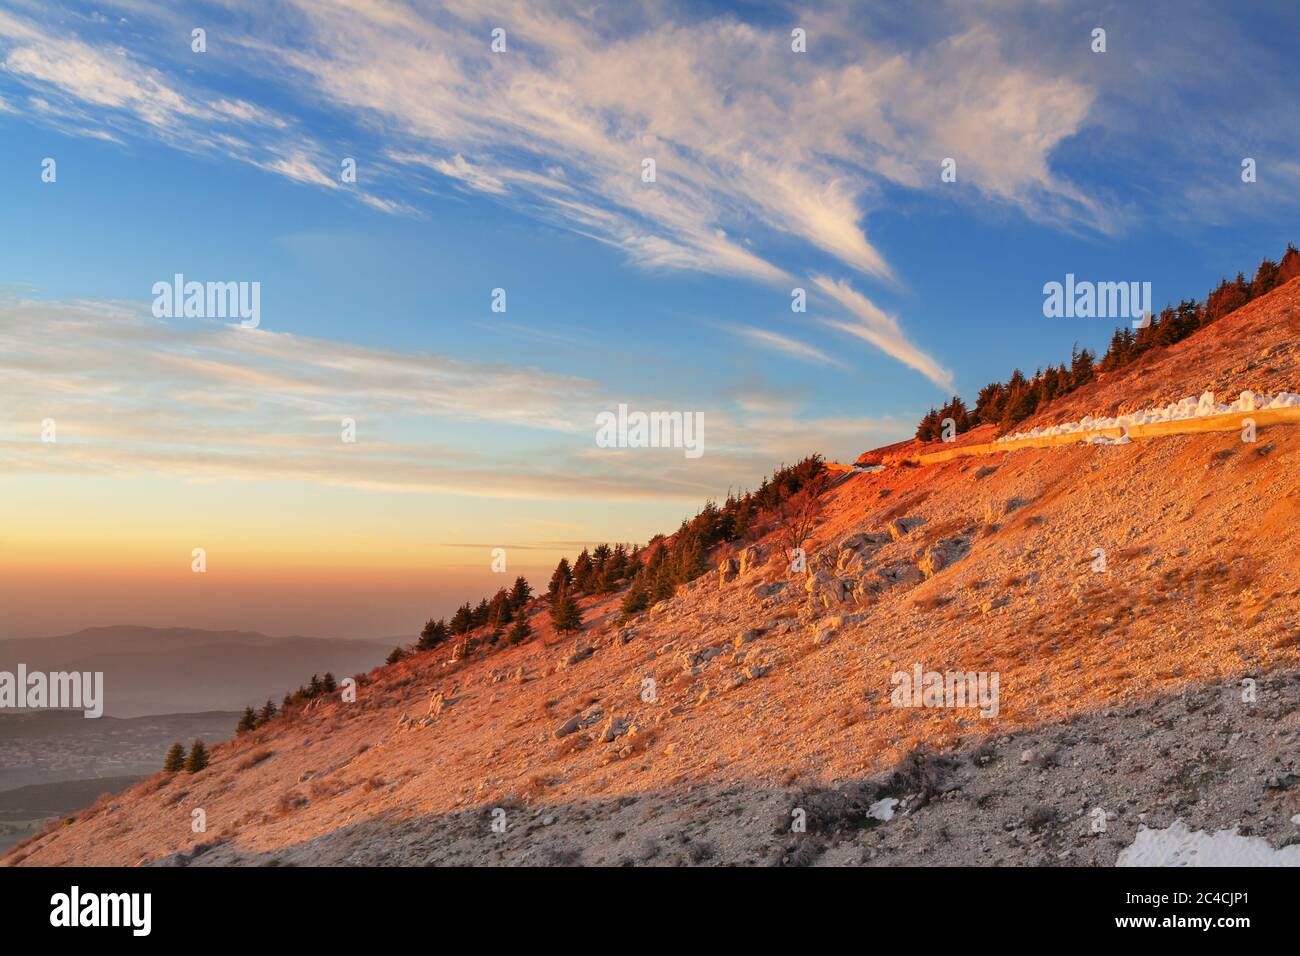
<box><xmin>1252</xmin><ymin>257</ymin><xmax>1280</xmax><ymax>297</ymax></box>
<box><xmin>549</xmin><ymin>585</ymin><xmax>583</xmax><ymax>634</ymax></box>
<box><xmin>915</xmin><ymin>407</ymin><xmax>940</xmax><ymax>441</ymax></box>
<box><xmin>450</xmin><ymin>603</ymin><xmax>473</xmax><ymax>635</ymax></box>
<box><xmin>1070</xmin><ymin>344</ymin><xmax>1096</xmax><ymax>387</ymax></box>
<box><xmin>471</xmin><ymin>598</ymin><xmax>490</xmax><ymax>627</ymax></box>
<box><xmin>236</xmin><ymin>706</ymin><xmax>257</xmax><ymax>735</ymax></box>
<box><xmin>652</xmin><ymin>561</ymin><xmax>676</xmax><ymax>602</ymax></box>
<box><xmin>508</xmin><ymin>575</ymin><xmax>533</xmax><ymax>609</ymax></box>
<box><xmin>597</xmin><ymin>560</ymin><xmax>621</xmax><ymax>594</ymax></box>
<box><xmin>673</xmin><ymin>533</ymin><xmax>706</xmax><ymax>584</ymax></box>
<box><xmin>418</xmin><ymin>618</ymin><xmax>449</xmax><ymax>651</ymax></box>
<box><xmin>547</xmin><ymin>558</ymin><xmax>573</xmax><ymax>603</ymax></box>
<box><xmin>163</xmin><ymin>742</ymin><xmax>186</xmax><ymax>773</ymax></box>
<box><xmin>488</xmin><ymin>588</ymin><xmax>512</xmax><ymax>626</ymax></box>
<box><xmin>619</xmin><ymin>581</ymin><xmax>649</xmax><ymax>620</ymax></box>
<box><xmin>257</xmin><ymin>700</ymin><xmax>276</xmax><ymax>725</ymax></box>
<box><xmin>1277</xmin><ymin>243</ymin><xmax>1300</xmax><ymax>286</ymax></box>
<box><xmin>185</xmin><ymin>739</ymin><xmax>210</xmax><ymax>773</ymax></box>
<box><xmin>322</xmin><ymin>672</ymin><xmax>337</xmax><ymax>694</ymax></box>
<box><xmin>386</xmin><ymin>645</ymin><xmax>407</xmax><ymax>665</ymax></box>
<box><xmin>572</xmin><ymin>549</ymin><xmax>594</xmax><ymax>592</ymax></box>
<box><xmin>508</xmin><ymin>615</ymin><xmax>532</xmax><ymax>644</ymax></box>
<box><xmin>307</xmin><ymin>674</ymin><xmax>323</xmax><ymax>697</ymax></box>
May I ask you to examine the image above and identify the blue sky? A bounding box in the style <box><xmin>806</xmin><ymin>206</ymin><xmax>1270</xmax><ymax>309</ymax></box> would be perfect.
<box><xmin>1</xmin><ymin>0</ymin><xmax>1299</xmax><ymax>635</ymax></box>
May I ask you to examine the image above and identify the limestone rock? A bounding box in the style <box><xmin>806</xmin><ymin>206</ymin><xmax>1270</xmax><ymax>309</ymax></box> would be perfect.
<box><xmin>717</xmin><ymin>556</ymin><xmax>738</xmax><ymax>586</ymax></box>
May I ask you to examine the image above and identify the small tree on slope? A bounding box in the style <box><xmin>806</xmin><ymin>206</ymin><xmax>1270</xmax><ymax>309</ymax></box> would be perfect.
<box><xmin>163</xmin><ymin>742</ymin><xmax>186</xmax><ymax>773</ymax></box>
<box><xmin>185</xmin><ymin>739</ymin><xmax>209</xmax><ymax>773</ymax></box>
<box><xmin>549</xmin><ymin>585</ymin><xmax>584</xmax><ymax>634</ymax></box>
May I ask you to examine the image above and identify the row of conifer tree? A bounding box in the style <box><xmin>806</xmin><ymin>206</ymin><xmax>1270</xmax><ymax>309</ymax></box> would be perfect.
<box><xmin>916</xmin><ymin>243</ymin><xmax>1300</xmax><ymax>441</ymax></box>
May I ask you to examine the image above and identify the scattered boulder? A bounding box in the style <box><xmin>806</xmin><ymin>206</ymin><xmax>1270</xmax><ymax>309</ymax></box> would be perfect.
<box><xmin>840</xmin><ymin>531</ymin><xmax>889</xmax><ymax>552</ymax></box>
<box><xmin>717</xmin><ymin>556</ymin><xmax>738</xmax><ymax>587</ymax></box>
<box><xmin>918</xmin><ymin>538</ymin><xmax>969</xmax><ymax>579</ymax></box>
<box><xmin>887</xmin><ymin>518</ymin><xmax>915</xmax><ymax>541</ymax></box>
<box><xmin>805</xmin><ymin>570</ymin><xmax>847</xmax><ymax>610</ymax></box>
<box><xmin>555</xmin><ymin>705</ymin><xmax>604</xmax><ymax>739</ymax></box>
<box><xmin>877</xmin><ymin>563</ymin><xmax>924</xmax><ymax>588</ymax></box>
<box><xmin>738</xmin><ymin>545</ymin><xmax>767</xmax><ymax>576</ymax></box>
<box><xmin>554</xmin><ymin>715</ymin><xmax>581</xmax><ymax>738</ymax></box>
<box><xmin>564</xmin><ymin>642</ymin><xmax>595</xmax><ymax>667</ymax></box>
<box><xmin>835</xmin><ymin>547</ymin><xmax>866</xmax><ymax>576</ymax></box>
<box><xmin>599</xmin><ymin>715</ymin><xmax>631</xmax><ymax>743</ymax></box>
<box><xmin>679</xmin><ymin>643</ymin><xmax>727</xmax><ymax>669</ymax></box>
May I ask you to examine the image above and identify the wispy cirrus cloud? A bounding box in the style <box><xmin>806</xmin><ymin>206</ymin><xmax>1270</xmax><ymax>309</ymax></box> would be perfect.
<box><xmin>813</xmin><ymin>276</ymin><xmax>954</xmax><ymax>391</ymax></box>
<box><xmin>0</xmin><ymin>2</ymin><xmax>1145</xmax><ymax>388</ymax></box>
<box><xmin>0</xmin><ymin>6</ymin><xmax>397</xmax><ymax>212</ymax></box>
<box><xmin>728</xmin><ymin>324</ymin><xmax>846</xmax><ymax>370</ymax></box>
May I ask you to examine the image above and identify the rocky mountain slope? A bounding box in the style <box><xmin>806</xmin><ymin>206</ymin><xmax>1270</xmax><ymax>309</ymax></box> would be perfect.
<box><xmin>8</xmin><ymin>281</ymin><xmax>1300</xmax><ymax>867</ymax></box>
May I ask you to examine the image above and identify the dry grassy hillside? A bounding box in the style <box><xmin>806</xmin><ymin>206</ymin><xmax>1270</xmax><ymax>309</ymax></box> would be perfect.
<box><xmin>9</xmin><ymin>284</ymin><xmax>1300</xmax><ymax>868</ymax></box>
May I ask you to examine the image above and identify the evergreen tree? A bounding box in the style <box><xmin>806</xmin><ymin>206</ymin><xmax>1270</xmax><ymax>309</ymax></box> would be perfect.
<box><xmin>508</xmin><ymin>615</ymin><xmax>532</xmax><ymax>644</ymax></box>
<box><xmin>322</xmin><ymin>672</ymin><xmax>337</xmax><ymax>694</ymax></box>
<box><xmin>547</xmin><ymin>558</ymin><xmax>573</xmax><ymax>603</ymax></box>
<box><xmin>549</xmin><ymin>585</ymin><xmax>584</xmax><ymax>634</ymax></box>
<box><xmin>163</xmin><ymin>742</ymin><xmax>186</xmax><ymax>773</ymax></box>
<box><xmin>597</xmin><ymin>560</ymin><xmax>621</xmax><ymax>594</ymax></box>
<box><xmin>508</xmin><ymin>575</ymin><xmax>533</xmax><ymax>609</ymax></box>
<box><xmin>471</xmin><ymin>598</ymin><xmax>491</xmax><ymax>628</ymax></box>
<box><xmin>673</xmin><ymin>533</ymin><xmax>706</xmax><ymax>584</ymax></box>
<box><xmin>257</xmin><ymin>700</ymin><xmax>276</xmax><ymax>725</ymax></box>
<box><xmin>652</xmin><ymin>560</ymin><xmax>676</xmax><ymax>602</ymax></box>
<box><xmin>619</xmin><ymin>581</ymin><xmax>649</xmax><ymax>620</ymax></box>
<box><xmin>450</xmin><ymin>602</ymin><xmax>473</xmax><ymax>635</ymax></box>
<box><xmin>418</xmin><ymin>618</ymin><xmax>449</xmax><ymax>651</ymax></box>
<box><xmin>974</xmin><ymin>381</ymin><xmax>1006</xmax><ymax>424</ymax></box>
<box><xmin>915</xmin><ymin>407</ymin><xmax>940</xmax><ymax>441</ymax></box>
<box><xmin>1277</xmin><ymin>243</ymin><xmax>1300</xmax><ymax>286</ymax></box>
<box><xmin>1071</xmin><ymin>345</ymin><xmax>1092</xmax><ymax>387</ymax></box>
<box><xmin>185</xmin><ymin>739</ymin><xmax>210</xmax><ymax>773</ymax></box>
<box><xmin>488</xmin><ymin>588</ymin><xmax>513</xmax><ymax>626</ymax></box>
<box><xmin>1252</xmin><ymin>257</ymin><xmax>1280</xmax><ymax>297</ymax></box>
<box><xmin>236</xmin><ymin>706</ymin><xmax>257</xmax><ymax>735</ymax></box>
<box><xmin>307</xmin><ymin>674</ymin><xmax>323</xmax><ymax>697</ymax></box>
<box><xmin>386</xmin><ymin>645</ymin><xmax>407</xmax><ymax>665</ymax></box>
<box><xmin>572</xmin><ymin>549</ymin><xmax>594</xmax><ymax>592</ymax></box>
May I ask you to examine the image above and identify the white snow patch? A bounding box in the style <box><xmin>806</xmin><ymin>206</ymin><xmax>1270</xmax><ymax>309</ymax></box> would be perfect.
<box><xmin>1117</xmin><ymin>819</ymin><xmax>1300</xmax><ymax>867</ymax></box>
<box><xmin>998</xmin><ymin>390</ymin><xmax>1300</xmax><ymax>444</ymax></box>
<box><xmin>867</xmin><ymin>797</ymin><xmax>898</xmax><ymax>822</ymax></box>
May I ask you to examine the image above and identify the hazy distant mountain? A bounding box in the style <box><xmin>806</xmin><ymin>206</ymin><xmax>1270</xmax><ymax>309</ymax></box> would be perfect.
<box><xmin>0</xmin><ymin>626</ymin><xmax>397</xmax><ymax>717</ymax></box>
